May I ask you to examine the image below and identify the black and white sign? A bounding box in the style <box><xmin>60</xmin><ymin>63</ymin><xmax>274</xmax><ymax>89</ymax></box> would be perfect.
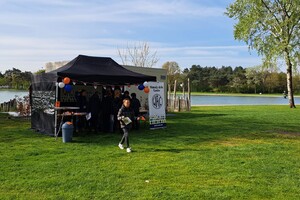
<box><xmin>148</xmin><ymin>82</ymin><xmax>166</xmax><ymax>129</ymax></box>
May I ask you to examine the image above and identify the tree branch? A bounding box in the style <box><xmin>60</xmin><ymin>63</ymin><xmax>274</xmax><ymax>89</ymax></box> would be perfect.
<box><xmin>261</xmin><ymin>0</ymin><xmax>282</xmax><ymax>26</ymax></box>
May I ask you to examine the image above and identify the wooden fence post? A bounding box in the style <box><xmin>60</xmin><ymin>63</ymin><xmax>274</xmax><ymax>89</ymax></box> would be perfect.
<box><xmin>188</xmin><ymin>78</ymin><xmax>191</xmax><ymax>111</ymax></box>
<box><xmin>168</xmin><ymin>84</ymin><xmax>171</xmax><ymax>100</ymax></box>
<box><xmin>173</xmin><ymin>80</ymin><xmax>177</xmax><ymax>111</ymax></box>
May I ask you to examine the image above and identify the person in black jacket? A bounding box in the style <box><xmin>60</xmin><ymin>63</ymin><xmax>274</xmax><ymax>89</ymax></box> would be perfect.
<box><xmin>122</xmin><ymin>90</ymin><xmax>131</xmax><ymax>100</ymax></box>
<box><xmin>130</xmin><ymin>93</ymin><xmax>141</xmax><ymax>130</ymax></box>
<box><xmin>88</xmin><ymin>91</ymin><xmax>101</xmax><ymax>133</ymax></box>
<box><xmin>112</xmin><ymin>89</ymin><xmax>122</xmax><ymax>132</ymax></box>
<box><xmin>78</xmin><ymin>90</ymin><xmax>88</xmax><ymax>112</ymax></box>
<box><xmin>102</xmin><ymin>88</ymin><xmax>113</xmax><ymax>132</ymax></box>
<box><xmin>117</xmin><ymin>98</ymin><xmax>138</xmax><ymax>153</ymax></box>
<box><xmin>76</xmin><ymin>90</ymin><xmax>88</xmax><ymax>131</ymax></box>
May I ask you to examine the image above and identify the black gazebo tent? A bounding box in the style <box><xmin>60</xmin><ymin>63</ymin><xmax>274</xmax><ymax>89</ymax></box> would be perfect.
<box><xmin>30</xmin><ymin>55</ymin><xmax>156</xmax><ymax>135</ymax></box>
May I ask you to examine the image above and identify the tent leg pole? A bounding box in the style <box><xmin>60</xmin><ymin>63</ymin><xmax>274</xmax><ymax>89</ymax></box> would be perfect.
<box><xmin>54</xmin><ymin>83</ymin><xmax>58</xmax><ymax>139</ymax></box>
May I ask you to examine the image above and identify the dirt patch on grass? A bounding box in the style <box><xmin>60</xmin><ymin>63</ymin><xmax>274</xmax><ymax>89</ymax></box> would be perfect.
<box><xmin>277</xmin><ymin>131</ymin><xmax>300</xmax><ymax>137</ymax></box>
<box><xmin>266</xmin><ymin>130</ymin><xmax>300</xmax><ymax>137</ymax></box>
<box><xmin>210</xmin><ymin>138</ymin><xmax>269</xmax><ymax>147</ymax></box>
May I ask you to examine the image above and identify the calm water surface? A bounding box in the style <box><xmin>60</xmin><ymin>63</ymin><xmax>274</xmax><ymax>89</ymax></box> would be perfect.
<box><xmin>191</xmin><ymin>95</ymin><xmax>298</xmax><ymax>105</ymax></box>
<box><xmin>1</xmin><ymin>90</ymin><xmax>297</xmax><ymax>106</ymax></box>
<box><xmin>0</xmin><ymin>90</ymin><xmax>28</xmax><ymax>103</ymax></box>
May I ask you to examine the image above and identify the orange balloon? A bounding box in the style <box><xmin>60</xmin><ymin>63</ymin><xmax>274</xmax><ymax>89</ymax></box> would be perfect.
<box><xmin>63</xmin><ymin>77</ymin><xmax>70</xmax><ymax>84</ymax></box>
<box><xmin>144</xmin><ymin>87</ymin><xmax>150</xmax><ymax>93</ymax></box>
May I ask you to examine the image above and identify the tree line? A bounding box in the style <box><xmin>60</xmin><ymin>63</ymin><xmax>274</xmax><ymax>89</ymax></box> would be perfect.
<box><xmin>163</xmin><ymin>61</ymin><xmax>300</xmax><ymax>94</ymax></box>
<box><xmin>184</xmin><ymin>65</ymin><xmax>291</xmax><ymax>94</ymax></box>
<box><xmin>0</xmin><ymin>68</ymin><xmax>33</xmax><ymax>89</ymax></box>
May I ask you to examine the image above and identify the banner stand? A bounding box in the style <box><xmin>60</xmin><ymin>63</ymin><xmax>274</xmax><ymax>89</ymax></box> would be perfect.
<box><xmin>148</xmin><ymin>82</ymin><xmax>166</xmax><ymax>130</ymax></box>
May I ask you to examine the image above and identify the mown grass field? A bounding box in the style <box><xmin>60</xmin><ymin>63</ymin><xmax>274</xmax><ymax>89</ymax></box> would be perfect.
<box><xmin>1</xmin><ymin>106</ymin><xmax>300</xmax><ymax>199</ymax></box>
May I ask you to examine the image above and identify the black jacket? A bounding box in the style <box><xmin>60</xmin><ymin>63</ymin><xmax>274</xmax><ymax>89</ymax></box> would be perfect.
<box><xmin>102</xmin><ymin>95</ymin><xmax>113</xmax><ymax>115</ymax></box>
<box><xmin>117</xmin><ymin>105</ymin><xmax>134</xmax><ymax>129</ymax></box>
<box><xmin>88</xmin><ymin>93</ymin><xmax>101</xmax><ymax>115</ymax></box>
<box><xmin>77</xmin><ymin>95</ymin><xmax>87</xmax><ymax>112</ymax></box>
<box><xmin>131</xmin><ymin>97</ymin><xmax>141</xmax><ymax>116</ymax></box>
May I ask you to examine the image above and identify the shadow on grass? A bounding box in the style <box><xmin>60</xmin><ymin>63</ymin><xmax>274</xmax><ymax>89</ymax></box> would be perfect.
<box><xmin>142</xmin><ymin>148</ymin><xmax>205</xmax><ymax>153</ymax></box>
<box><xmin>2</xmin><ymin>106</ymin><xmax>299</xmax><ymax>148</ymax></box>
<box><xmin>141</xmin><ymin>107</ymin><xmax>300</xmax><ymax>146</ymax></box>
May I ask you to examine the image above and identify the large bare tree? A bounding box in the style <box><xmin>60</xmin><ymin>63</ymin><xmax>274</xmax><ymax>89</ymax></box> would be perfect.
<box><xmin>226</xmin><ymin>0</ymin><xmax>300</xmax><ymax>108</ymax></box>
<box><xmin>118</xmin><ymin>41</ymin><xmax>159</xmax><ymax>68</ymax></box>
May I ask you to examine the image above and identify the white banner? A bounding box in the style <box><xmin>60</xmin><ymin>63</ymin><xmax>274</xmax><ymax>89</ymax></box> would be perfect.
<box><xmin>148</xmin><ymin>82</ymin><xmax>166</xmax><ymax>129</ymax></box>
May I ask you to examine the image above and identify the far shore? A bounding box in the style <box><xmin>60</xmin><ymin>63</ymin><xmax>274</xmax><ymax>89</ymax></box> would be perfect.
<box><xmin>177</xmin><ymin>92</ymin><xmax>300</xmax><ymax>98</ymax></box>
<box><xmin>0</xmin><ymin>88</ymin><xmax>28</xmax><ymax>91</ymax></box>
<box><xmin>1</xmin><ymin>89</ymin><xmax>299</xmax><ymax>98</ymax></box>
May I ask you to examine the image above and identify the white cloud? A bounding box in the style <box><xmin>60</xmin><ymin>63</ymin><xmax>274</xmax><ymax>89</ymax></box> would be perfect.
<box><xmin>0</xmin><ymin>35</ymin><xmax>261</xmax><ymax>72</ymax></box>
<box><xmin>156</xmin><ymin>45</ymin><xmax>261</xmax><ymax>68</ymax></box>
<box><xmin>0</xmin><ymin>0</ymin><xmax>225</xmax><ymax>27</ymax></box>
<box><xmin>0</xmin><ymin>1</ymin><xmax>259</xmax><ymax>72</ymax></box>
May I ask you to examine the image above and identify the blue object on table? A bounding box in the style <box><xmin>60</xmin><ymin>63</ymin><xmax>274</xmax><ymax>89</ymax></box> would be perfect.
<box><xmin>62</xmin><ymin>122</ymin><xmax>73</xmax><ymax>143</ymax></box>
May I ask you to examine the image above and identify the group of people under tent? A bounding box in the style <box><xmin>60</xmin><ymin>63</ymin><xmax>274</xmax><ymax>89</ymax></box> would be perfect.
<box><xmin>74</xmin><ymin>86</ymin><xmax>142</xmax><ymax>134</ymax></box>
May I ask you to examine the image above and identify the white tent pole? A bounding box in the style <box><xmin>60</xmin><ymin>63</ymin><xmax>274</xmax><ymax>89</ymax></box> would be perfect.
<box><xmin>54</xmin><ymin>82</ymin><xmax>58</xmax><ymax>139</ymax></box>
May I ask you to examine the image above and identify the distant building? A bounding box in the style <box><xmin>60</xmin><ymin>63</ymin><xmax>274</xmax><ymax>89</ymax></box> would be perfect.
<box><xmin>45</xmin><ymin>61</ymin><xmax>69</xmax><ymax>72</ymax></box>
<box><xmin>122</xmin><ymin>65</ymin><xmax>167</xmax><ymax>89</ymax></box>
<box><xmin>123</xmin><ymin>65</ymin><xmax>167</xmax><ymax>110</ymax></box>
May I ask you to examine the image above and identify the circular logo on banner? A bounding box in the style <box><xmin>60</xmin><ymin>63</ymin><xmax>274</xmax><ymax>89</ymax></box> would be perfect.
<box><xmin>152</xmin><ymin>94</ymin><xmax>163</xmax><ymax>109</ymax></box>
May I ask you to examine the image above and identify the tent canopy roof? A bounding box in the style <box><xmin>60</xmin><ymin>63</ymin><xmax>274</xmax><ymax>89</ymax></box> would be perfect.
<box><xmin>48</xmin><ymin>55</ymin><xmax>156</xmax><ymax>85</ymax></box>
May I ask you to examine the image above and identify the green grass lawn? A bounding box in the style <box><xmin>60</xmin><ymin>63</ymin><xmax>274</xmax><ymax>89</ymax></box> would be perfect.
<box><xmin>1</xmin><ymin>106</ymin><xmax>300</xmax><ymax>199</ymax></box>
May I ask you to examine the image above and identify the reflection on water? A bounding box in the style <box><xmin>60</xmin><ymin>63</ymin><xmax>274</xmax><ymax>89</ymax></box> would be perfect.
<box><xmin>0</xmin><ymin>90</ymin><xmax>28</xmax><ymax>103</ymax></box>
<box><xmin>0</xmin><ymin>90</ymin><xmax>297</xmax><ymax>106</ymax></box>
<box><xmin>191</xmin><ymin>95</ymin><xmax>297</xmax><ymax>105</ymax></box>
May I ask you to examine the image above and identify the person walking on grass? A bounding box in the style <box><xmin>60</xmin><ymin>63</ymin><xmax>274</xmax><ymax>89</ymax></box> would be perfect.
<box><xmin>117</xmin><ymin>98</ymin><xmax>138</xmax><ymax>153</ymax></box>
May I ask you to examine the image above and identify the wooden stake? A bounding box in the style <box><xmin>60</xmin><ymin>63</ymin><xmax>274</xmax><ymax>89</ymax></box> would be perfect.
<box><xmin>187</xmin><ymin>78</ymin><xmax>191</xmax><ymax>111</ymax></box>
<box><xmin>168</xmin><ymin>84</ymin><xmax>171</xmax><ymax>100</ymax></box>
<box><xmin>183</xmin><ymin>82</ymin><xmax>185</xmax><ymax>99</ymax></box>
<box><xmin>173</xmin><ymin>80</ymin><xmax>177</xmax><ymax>111</ymax></box>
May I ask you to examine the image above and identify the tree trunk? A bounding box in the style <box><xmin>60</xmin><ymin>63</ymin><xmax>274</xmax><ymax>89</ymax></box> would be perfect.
<box><xmin>285</xmin><ymin>51</ymin><xmax>296</xmax><ymax>108</ymax></box>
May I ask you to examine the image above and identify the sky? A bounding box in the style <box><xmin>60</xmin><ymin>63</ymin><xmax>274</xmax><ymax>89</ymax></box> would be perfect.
<box><xmin>0</xmin><ymin>0</ymin><xmax>262</xmax><ymax>73</ymax></box>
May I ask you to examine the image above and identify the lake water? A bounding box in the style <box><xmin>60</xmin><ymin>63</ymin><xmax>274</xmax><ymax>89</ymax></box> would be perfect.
<box><xmin>0</xmin><ymin>90</ymin><xmax>297</xmax><ymax>106</ymax></box>
<box><xmin>0</xmin><ymin>90</ymin><xmax>28</xmax><ymax>103</ymax></box>
<box><xmin>191</xmin><ymin>95</ymin><xmax>297</xmax><ymax>106</ymax></box>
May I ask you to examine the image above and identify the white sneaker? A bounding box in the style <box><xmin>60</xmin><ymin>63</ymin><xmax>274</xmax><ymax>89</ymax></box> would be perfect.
<box><xmin>118</xmin><ymin>143</ymin><xmax>124</xmax><ymax>150</ymax></box>
<box><xmin>126</xmin><ymin>148</ymin><xmax>132</xmax><ymax>153</ymax></box>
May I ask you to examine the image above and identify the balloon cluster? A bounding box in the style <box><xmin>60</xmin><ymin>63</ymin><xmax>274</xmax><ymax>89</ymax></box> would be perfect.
<box><xmin>138</xmin><ymin>81</ymin><xmax>150</xmax><ymax>94</ymax></box>
<box><xmin>58</xmin><ymin>77</ymin><xmax>72</xmax><ymax>92</ymax></box>
<box><xmin>58</xmin><ymin>78</ymin><xmax>151</xmax><ymax>94</ymax></box>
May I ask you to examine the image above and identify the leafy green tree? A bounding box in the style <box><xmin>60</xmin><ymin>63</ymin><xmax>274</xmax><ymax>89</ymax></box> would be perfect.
<box><xmin>230</xmin><ymin>66</ymin><xmax>247</xmax><ymax>93</ymax></box>
<box><xmin>4</xmin><ymin>68</ymin><xmax>21</xmax><ymax>87</ymax></box>
<box><xmin>276</xmin><ymin>72</ymin><xmax>287</xmax><ymax>93</ymax></box>
<box><xmin>186</xmin><ymin>65</ymin><xmax>210</xmax><ymax>92</ymax></box>
<box><xmin>246</xmin><ymin>66</ymin><xmax>262</xmax><ymax>94</ymax></box>
<box><xmin>1</xmin><ymin>68</ymin><xmax>32</xmax><ymax>89</ymax></box>
<box><xmin>186</xmin><ymin>66</ymin><xmax>200</xmax><ymax>91</ymax></box>
<box><xmin>34</xmin><ymin>69</ymin><xmax>46</xmax><ymax>75</ymax></box>
<box><xmin>0</xmin><ymin>77</ymin><xmax>6</xmax><ymax>86</ymax></box>
<box><xmin>211</xmin><ymin>66</ymin><xmax>233</xmax><ymax>92</ymax></box>
<box><xmin>162</xmin><ymin>61</ymin><xmax>181</xmax><ymax>86</ymax></box>
<box><xmin>226</xmin><ymin>0</ymin><xmax>300</xmax><ymax>107</ymax></box>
